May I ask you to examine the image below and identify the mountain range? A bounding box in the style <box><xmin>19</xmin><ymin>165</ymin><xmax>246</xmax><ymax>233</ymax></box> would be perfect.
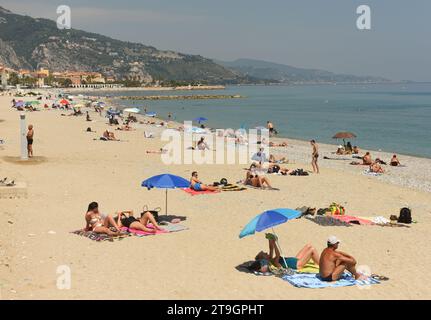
<box><xmin>0</xmin><ymin>6</ymin><xmax>389</xmax><ymax>85</ymax></box>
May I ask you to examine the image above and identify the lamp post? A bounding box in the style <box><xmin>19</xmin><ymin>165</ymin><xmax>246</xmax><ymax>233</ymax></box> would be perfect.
<box><xmin>20</xmin><ymin>113</ymin><xmax>28</xmax><ymax>160</ymax></box>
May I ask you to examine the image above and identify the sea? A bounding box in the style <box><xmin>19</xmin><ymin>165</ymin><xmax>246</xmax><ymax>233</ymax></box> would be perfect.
<box><xmin>96</xmin><ymin>83</ymin><xmax>431</xmax><ymax>158</ymax></box>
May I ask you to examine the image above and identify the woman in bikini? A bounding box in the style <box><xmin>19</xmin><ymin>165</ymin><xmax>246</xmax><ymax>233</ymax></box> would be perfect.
<box><xmin>253</xmin><ymin>235</ymin><xmax>320</xmax><ymax>273</ymax></box>
<box><xmin>245</xmin><ymin>170</ymin><xmax>273</xmax><ymax>189</ymax></box>
<box><xmin>84</xmin><ymin>202</ymin><xmax>120</xmax><ymax>236</ymax></box>
<box><xmin>116</xmin><ymin>209</ymin><xmax>164</xmax><ymax>233</ymax></box>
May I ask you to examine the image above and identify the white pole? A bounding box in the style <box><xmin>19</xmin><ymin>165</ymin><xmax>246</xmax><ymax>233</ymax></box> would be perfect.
<box><xmin>272</xmin><ymin>227</ymin><xmax>289</xmax><ymax>270</ymax></box>
<box><xmin>20</xmin><ymin>113</ymin><xmax>28</xmax><ymax>160</ymax></box>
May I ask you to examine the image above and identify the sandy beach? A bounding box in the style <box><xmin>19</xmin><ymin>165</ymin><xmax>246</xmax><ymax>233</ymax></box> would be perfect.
<box><xmin>1</xmin><ymin>92</ymin><xmax>431</xmax><ymax>300</ymax></box>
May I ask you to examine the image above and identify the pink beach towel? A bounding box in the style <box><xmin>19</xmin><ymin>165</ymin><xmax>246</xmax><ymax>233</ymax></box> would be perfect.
<box><xmin>182</xmin><ymin>188</ymin><xmax>220</xmax><ymax>196</ymax></box>
<box><xmin>331</xmin><ymin>215</ymin><xmax>374</xmax><ymax>226</ymax></box>
<box><xmin>121</xmin><ymin>225</ymin><xmax>168</xmax><ymax>236</ymax></box>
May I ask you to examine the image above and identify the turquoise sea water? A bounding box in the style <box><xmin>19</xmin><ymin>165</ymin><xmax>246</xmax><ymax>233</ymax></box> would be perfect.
<box><xmin>105</xmin><ymin>83</ymin><xmax>431</xmax><ymax>158</ymax></box>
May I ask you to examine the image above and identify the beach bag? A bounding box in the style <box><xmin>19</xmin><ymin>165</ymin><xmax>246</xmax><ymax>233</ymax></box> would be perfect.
<box><xmin>329</xmin><ymin>203</ymin><xmax>345</xmax><ymax>215</ymax></box>
<box><xmin>220</xmin><ymin>178</ymin><xmax>228</xmax><ymax>186</ymax></box>
<box><xmin>398</xmin><ymin>207</ymin><xmax>412</xmax><ymax>224</ymax></box>
<box><xmin>142</xmin><ymin>205</ymin><xmax>161</xmax><ymax>223</ymax></box>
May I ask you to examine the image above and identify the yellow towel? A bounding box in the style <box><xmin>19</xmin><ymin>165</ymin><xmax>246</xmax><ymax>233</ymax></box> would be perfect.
<box><xmin>298</xmin><ymin>262</ymin><xmax>320</xmax><ymax>274</ymax></box>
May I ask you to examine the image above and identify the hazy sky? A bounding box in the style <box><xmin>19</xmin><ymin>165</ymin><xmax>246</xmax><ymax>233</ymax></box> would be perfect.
<box><xmin>2</xmin><ymin>0</ymin><xmax>431</xmax><ymax>81</ymax></box>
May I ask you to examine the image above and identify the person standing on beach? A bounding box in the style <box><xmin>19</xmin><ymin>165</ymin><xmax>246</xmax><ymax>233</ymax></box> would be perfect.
<box><xmin>26</xmin><ymin>124</ymin><xmax>34</xmax><ymax>158</ymax></box>
<box><xmin>267</xmin><ymin>121</ymin><xmax>274</xmax><ymax>136</ymax></box>
<box><xmin>310</xmin><ymin>139</ymin><xmax>319</xmax><ymax>174</ymax></box>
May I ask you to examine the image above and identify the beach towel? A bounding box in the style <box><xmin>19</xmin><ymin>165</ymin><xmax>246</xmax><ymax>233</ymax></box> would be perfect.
<box><xmin>363</xmin><ymin>169</ymin><xmax>383</xmax><ymax>176</ymax></box>
<box><xmin>120</xmin><ymin>226</ymin><xmax>167</xmax><ymax>236</ymax></box>
<box><xmin>306</xmin><ymin>215</ymin><xmax>352</xmax><ymax>227</ymax></box>
<box><xmin>297</xmin><ymin>262</ymin><xmax>320</xmax><ymax>274</ymax></box>
<box><xmin>282</xmin><ymin>272</ymin><xmax>380</xmax><ymax>289</ymax></box>
<box><xmin>161</xmin><ymin>222</ymin><xmax>189</xmax><ymax>233</ymax></box>
<box><xmin>70</xmin><ymin>229</ymin><xmax>129</xmax><ymax>242</ymax></box>
<box><xmin>121</xmin><ymin>222</ymin><xmax>188</xmax><ymax>236</ymax></box>
<box><xmin>331</xmin><ymin>215</ymin><xmax>374</xmax><ymax>226</ymax></box>
<box><xmin>182</xmin><ymin>187</ymin><xmax>220</xmax><ymax>196</ymax></box>
<box><xmin>221</xmin><ymin>184</ymin><xmax>247</xmax><ymax>192</ymax></box>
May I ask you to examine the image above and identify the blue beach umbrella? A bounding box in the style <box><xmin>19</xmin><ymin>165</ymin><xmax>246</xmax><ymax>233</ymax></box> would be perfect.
<box><xmin>239</xmin><ymin>208</ymin><xmax>301</xmax><ymax>238</ymax></box>
<box><xmin>193</xmin><ymin>117</ymin><xmax>208</xmax><ymax>124</ymax></box>
<box><xmin>239</xmin><ymin>208</ymin><xmax>301</xmax><ymax>268</ymax></box>
<box><xmin>146</xmin><ymin>112</ymin><xmax>157</xmax><ymax>117</ymax></box>
<box><xmin>141</xmin><ymin>174</ymin><xmax>190</xmax><ymax>215</ymax></box>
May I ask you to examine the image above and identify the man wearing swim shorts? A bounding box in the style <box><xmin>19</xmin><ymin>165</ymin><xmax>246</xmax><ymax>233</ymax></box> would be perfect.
<box><xmin>26</xmin><ymin>124</ymin><xmax>34</xmax><ymax>158</ymax></box>
<box><xmin>319</xmin><ymin>236</ymin><xmax>365</xmax><ymax>281</ymax></box>
<box><xmin>190</xmin><ymin>171</ymin><xmax>219</xmax><ymax>192</ymax></box>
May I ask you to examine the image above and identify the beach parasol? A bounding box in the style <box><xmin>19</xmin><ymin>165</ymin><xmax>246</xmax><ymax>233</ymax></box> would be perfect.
<box><xmin>59</xmin><ymin>99</ymin><xmax>70</xmax><ymax>105</ymax></box>
<box><xmin>141</xmin><ymin>174</ymin><xmax>190</xmax><ymax>215</ymax></box>
<box><xmin>193</xmin><ymin>116</ymin><xmax>208</xmax><ymax>124</ymax></box>
<box><xmin>14</xmin><ymin>101</ymin><xmax>24</xmax><ymax>107</ymax></box>
<box><xmin>332</xmin><ymin>131</ymin><xmax>357</xmax><ymax>147</ymax></box>
<box><xmin>239</xmin><ymin>208</ymin><xmax>301</xmax><ymax>270</ymax></box>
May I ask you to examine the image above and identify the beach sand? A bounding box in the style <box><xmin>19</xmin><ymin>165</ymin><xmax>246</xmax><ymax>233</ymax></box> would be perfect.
<box><xmin>1</xmin><ymin>93</ymin><xmax>431</xmax><ymax>300</ymax></box>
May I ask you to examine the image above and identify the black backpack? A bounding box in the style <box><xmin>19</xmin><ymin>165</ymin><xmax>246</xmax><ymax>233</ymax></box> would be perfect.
<box><xmin>398</xmin><ymin>207</ymin><xmax>412</xmax><ymax>224</ymax></box>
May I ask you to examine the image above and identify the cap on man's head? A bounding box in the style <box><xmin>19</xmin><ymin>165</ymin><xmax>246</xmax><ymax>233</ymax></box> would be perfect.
<box><xmin>327</xmin><ymin>235</ymin><xmax>340</xmax><ymax>245</ymax></box>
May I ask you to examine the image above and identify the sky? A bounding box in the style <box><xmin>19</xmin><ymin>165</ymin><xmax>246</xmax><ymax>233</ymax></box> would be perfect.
<box><xmin>2</xmin><ymin>0</ymin><xmax>431</xmax><ymax>81</ymax></box>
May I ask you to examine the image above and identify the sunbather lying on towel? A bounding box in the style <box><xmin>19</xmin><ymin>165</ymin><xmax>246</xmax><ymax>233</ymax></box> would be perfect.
<box><xmin>245</xmin><ymin>170</ymin><xmax>273</xmax><ymax>189</ymax></box>
<box><xmin>369</xmin><ymin>161</ymin><xmax>385</xmax><ymax>173</ymax></box>
<box><xmin>252</xmin><ymin>235</ymin><xmax>320</xmax><ymax>272</ymax></box>
<box><xmin>84</xmin><ymin>202</ymin><xmax>120</xmax><ymax>236</ymax></box>
<box><xmin>190</xmin><ymin>171</ymin><xmax>219</xmax><ymax>191</ymax></box>
<box><xmin>319</xmin><ymin>236</ymin><xmax>366</xmax><ymax>281</ymax></box>
<box><xmin>115</xmin><ymin>209</ymin><xmax>164</xmax><ymax>233</ymax></box>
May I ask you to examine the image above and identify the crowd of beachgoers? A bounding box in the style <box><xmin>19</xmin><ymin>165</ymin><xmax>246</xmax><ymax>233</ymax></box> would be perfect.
<box><xmin>1</xmin><ymin>88</ymin><xmax>431</xmax><ymax>299</ymax></box>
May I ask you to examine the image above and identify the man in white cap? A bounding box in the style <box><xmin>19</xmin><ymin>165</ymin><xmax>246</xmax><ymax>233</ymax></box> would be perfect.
<box><xmin>319</xmin><ymin>236</ymin><xmax>364</xmax><ymax>281</ymax></box>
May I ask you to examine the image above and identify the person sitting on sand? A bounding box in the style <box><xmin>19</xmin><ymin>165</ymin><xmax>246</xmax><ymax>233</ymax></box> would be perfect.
<box><xmin>345</xmin><ymin>142</ymin><xmax>353</xmax><ymax>154</ymax></box>
<box><xmin>336</xmin><ymin>145</ymin><xmax>345</xmax><ymax>155</ymax></box>
<box><xmin>84</xmin><ymin>202</ymin><xmax>120</xmax><ymax>236</ymax></box>
<box><xmin>361</xmin><ymin>152</ymin><xmax>372</xmax><ymax>165</ymax></box>
<box><xmin>245</xmin><ymin>170</ymin><xmax>274</xmax><ymax>189</ymax></box>
<box><xmin>103</xmin><ymin>130</ymin><xmax>119</xmax><ymax>141</ymax></box>
<box><xmin>369</xmin><ymin>161</ymin><xmax>385</xmax><ymax>174</ymax></box>
<box><xmin>86</xmin><ymin>111</ymin><xmax>91</xmax><ymax>122</ymax></box>
<box><xmin>190</xmin><ymin>171</ymin><xmax>219</xmax><ymax>192</ymax></box>
<box><xmin>319</xmin><ymin>236</ymin><xmax>366</xmax><ymax>281</ymax></box>
<box><xmin>390</xmin><ymin>154</ymin><xmax>401</xmax><ymax>166</ymax></box>
<box><xmin>116</xmin><ymin>209</ymin><xmax>164</xmax><ymax>233</ymax></box>
<box><xmin>352</xmin><ymin>146</ymin><xmax>360</xmax><ymax>154</ymax></box>
<box><xmin>197</xmin><ymin>137</ymin><xmax>210</xmax><ymax>150</ymax></box>
<box><xmin>253</xmin><ymin>234</ymin><xmax>320</xmax><ymax>272</ymax></box>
